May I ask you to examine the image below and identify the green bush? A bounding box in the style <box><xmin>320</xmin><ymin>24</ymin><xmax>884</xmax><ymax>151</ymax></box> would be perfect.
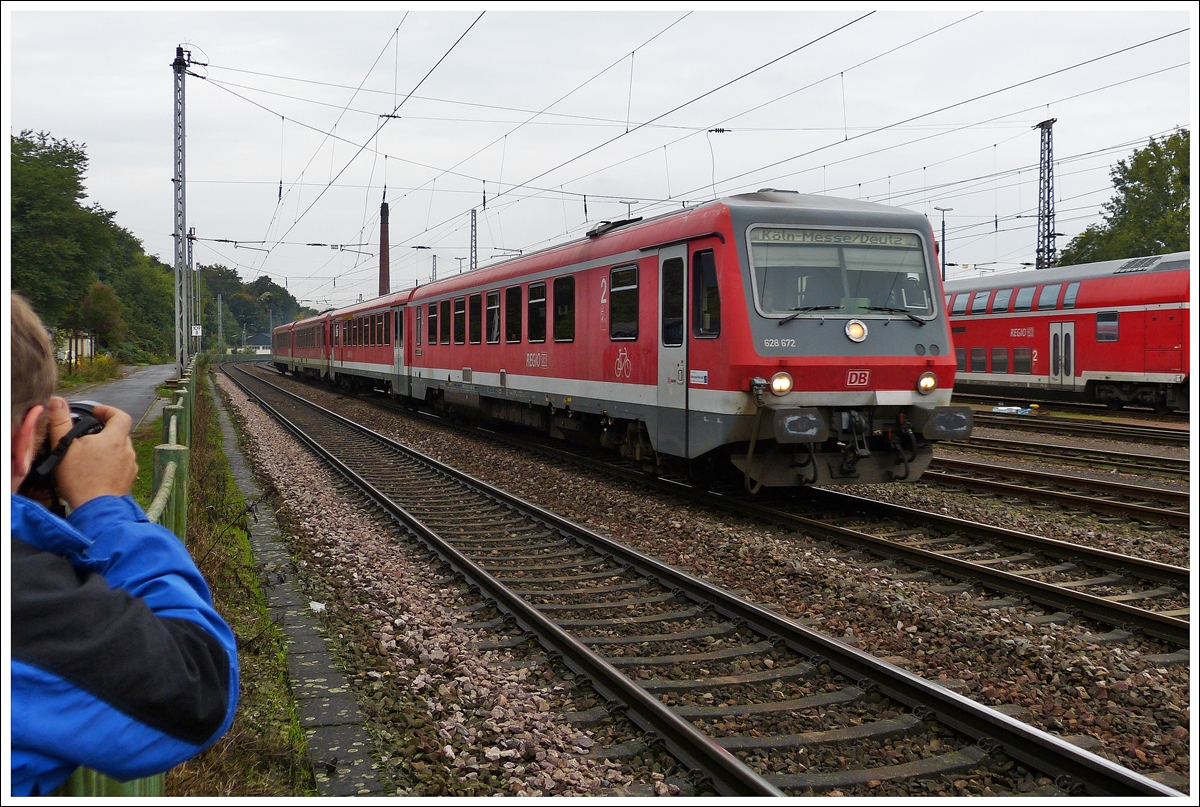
<box><xmin>57</xmin><ymin>355</ymin><xmax>124</xmax><ymax>388</ymax></box>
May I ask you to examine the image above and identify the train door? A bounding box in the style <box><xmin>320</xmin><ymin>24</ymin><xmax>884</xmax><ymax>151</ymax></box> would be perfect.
<box><xmin>656</xmin><ymin>245</ymin><xmax>688</xmax><ymax>456</ymax></box>
<box><xmin>1049</xmin><ymin>321</ymin><xmax>1075</xmax><ymax>389</ymax></box>
<box><xmin>391</xmin><ymin>306</ymin><xmax>407</xmax><ymax>396</ymax></box>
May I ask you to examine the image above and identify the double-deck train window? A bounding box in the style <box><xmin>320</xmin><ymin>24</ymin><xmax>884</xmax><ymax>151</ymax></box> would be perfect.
<box><xmin>991</xmin><ymin>347</ymin><xmax>1008</xmax><ymax>374</ymax></box>
<box><xmin>439</xmin><ymin>300</ymin><xmax>451</xmax><ymax>344</ymax></box>
<box><xmin>486</xmin><ymin>291</ymin><xmax>501</xmax><ymax>344</ymax></box>
<box><xmin>1013</xmin><ymin>286</ymin><xmax>1036</xmax><ymax>312</ymax></box>
<box><xmin>955</xmin><ymin>347</ymin><xmax>966</xmax><ymax>371</ymax></box>
<box><xmin>970</xmin><ymin>291</ymin><xmax>990</xmax><ymax>314</ymax></box>
<box><xmin>528</xmin><ymin>283</ymin><xmax>547</xmax><ymax>342</ymax></box>
<box><xmin>505</xmin><ymin>287</ymin><xmax>522</xmax><ymax>343</ymax></box>
<box><xmin>991</xmin><ymin>288</ymin><xmax>1013</xmax><ymax>313</ymax></box>
<box><xmin>1036</xmin><ymin>283</ymin><xmax>1062</xmax><ymax>311</ymax></box>
<box><xmin>1096</xmin><ymin>311</ymin><xmax>1119</xmax><ymax>342</ymax></box>
<box><xmin>661</xmin><ymin>258</ymin><xmax>685</xmax><ymax>347</ymax></box>
<box><xmin>1062</xmin><ymin>281</ymin><xmax>1081</xmax><ymax>309</ymax></box>
<box><xmin>453</xmin><ymin>298</ymin><xmax>467</xmax><ymax>344</ymax></box>
<box><xmin>554</xmin><ymin>276</ymin><xmax>575</xmax><ymax>342</ymax></box>
<box><xmin>468</xmin><ymin>294</ymin><xmax>482</xmax><ymax>344</ymax></box>
<box><xmin>970</xmin><ymin>347</ymin><xmax>987</xmax><ymax>372</ymax></box>
<box><xmin>610</xmin><ymin>265</ymin><xmax>638</xmax><ymax>341</ymax></box>
<box><xmin>692</xmin><ymin>250</ymin><xmax>720</xmax><ymax>337</ymax></box>
<box><xmin>951</xmin><ymin>294</ymin><xmax>969</xmax><ymax>315</ymax></box>
<box><xmin>1013</xmin><ymin>347</ymin><xmax>1032</xmax><ymax>374</ymax></box>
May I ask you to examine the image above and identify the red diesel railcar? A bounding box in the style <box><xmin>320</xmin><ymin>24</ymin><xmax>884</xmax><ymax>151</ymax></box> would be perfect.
<box><xmin>275</xmin><ymin>191</ymin><xmax>972</xmax><ymax>487</ymax></box>
<box><xmin>944</xmin><ymin>251</ymin><xmax>1190</xmax><ymax>412</ymax></box>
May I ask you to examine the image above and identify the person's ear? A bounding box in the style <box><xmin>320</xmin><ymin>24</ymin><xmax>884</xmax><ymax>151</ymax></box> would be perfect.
<box><xmin>12</xmin><ymin>404</ymin><xmax>46</xmax><ymax>488</ymax></box>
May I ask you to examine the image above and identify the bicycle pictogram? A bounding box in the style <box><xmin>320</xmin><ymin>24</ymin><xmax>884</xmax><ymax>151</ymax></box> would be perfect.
<box><xmin>613</xmin><ymin>347</ymin><xmax>632</xmax><ymax>378</ymax></box>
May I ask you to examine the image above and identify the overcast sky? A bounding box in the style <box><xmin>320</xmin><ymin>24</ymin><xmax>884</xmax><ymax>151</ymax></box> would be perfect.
<box><xmin>5</xmin><ymin>5</ymin><xmax>1196</xmax><ymax>312</ymax></box>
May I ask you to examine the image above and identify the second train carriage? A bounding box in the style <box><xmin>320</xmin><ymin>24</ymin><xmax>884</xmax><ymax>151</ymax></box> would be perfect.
<box><xmin>275</xmin><ymin>191</ymin><xmax>973</xmax><ymax>487</ymax></box>
<box><xmin>944</xmin><ymin>252</ymin><xmax>1190</xmax><ymax>413</ymax></box>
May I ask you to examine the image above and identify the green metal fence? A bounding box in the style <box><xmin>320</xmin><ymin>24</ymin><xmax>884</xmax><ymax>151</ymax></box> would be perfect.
<box><xmin>53</xmin><ymin>358</ymin><xmax>198</xmax><ymax>797</ymax></box>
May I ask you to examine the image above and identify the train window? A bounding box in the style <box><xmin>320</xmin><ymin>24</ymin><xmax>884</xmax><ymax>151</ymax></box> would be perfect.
<box><xmin>970</xmin><ymin>291</ymin><xmax>991</xmax><ymax>314</ymax></box>
<box><xmin>416</xmin><ymin>308</ymin><xmax>422</xmax><ymax>346</ymax></box>
<box><xmin>350</xmin><ymin>318</ymin><xmax>357</xmax><ymax>346</ymax></box>
<box><xmin>469</xmin><ymin>294</ymin><xmax>482</xmax><ymax>344</ymax></box>
<box><xmin>368</xmin><ymin>316</ymin><xmax>375</xmax><ymax>346</ymax></box>
<box><xmin>428</xmin><ymin>303</ymin><xmax>438</xmax><ymax>345</ymax></box>
<box><xmin>453</xmin><ymin>298</ymin><xmax>467</xmax><ymax>344</ymax></box>
<box><xmin>1013</xmin><ymin>347</ymin><xmax>1032</xmax><ymax>374</ymax></box>
<box><xmin>554</xmin><ymin>276</ymin><xmax>575</xmax><ymax>342</ymax></box>
<box><xmin>377</xmin><ymin>313</ymin><xmax>385</xmax><ymax>346</ymax></box>
<box><xmin>528</xmin><ymin>283</ymin><xmax>547</xmax><ymax>343</ymax></box>
<box><xmin>991</xmin><ymin>288</ymin><xmax>1013</xmax><ymax>312</ymax></box>
<box><xmin>951</xmin><ymin>294</ymin><xmax>969</xmax><ymax>315</ymax></box>
<box><xmin>440</xmin><ymin>300</ymin><xmax>451</xmax><ymax>344</ymax></box>
<box><xmin>1013</xmin><ymin>286</ymin><xmax>1036</xmax><ymax>312</ymax></box>
<box><xmin>693</xmin><ymin>250</ymin><xmax>721</xmax><ymax>338</ymax></box>
<box><xmin>1096</xmin><ymin>311</ymin><xmax>1119</xmax><ymax>342</ymax></box>
<box><xmin>662</xmin><ymin>257</ymin><xmax>684</xmax><ymax>347</ymax></box>
<box><xmin>610</xmin><ymin>265</ymin><xmax>638</xmax><ymax>341</ymax></box>
<box><xmin>970</xmin><ymin>347</ymin><xmax>987</xmax><ymax>372</ymax></box>
<box><xmin>1036</xmin><ymin>283</ymin><xmax>1062</xmax><ymax>311</ymax></box>
<box><xmin>1062</xmin><ymin>281</ymin><xmax>1081</xmax><ymax>309</ymax></box>
<box><xmin>387</xmin><ymin>311</ymin><xmax>394</xmax><ymax>345</ymax></box>
<box><xmin>486</xmin><ymin>291</ymin><xmax>501</xmax><ymax>344</ymax></box>
<box><xmin>991</xmin><ymin>347</ymin><xmax>1008</xmax><ymax>374</ymax></box>
<box><xmin>955</xmin><ymin>347</ymin><xmax>966</xmax><ymax>371</ymax></box>
<box><xmin>505</xmin><ymin>287</ymin><xmax>522</xmax><ymax>343</ymax></box>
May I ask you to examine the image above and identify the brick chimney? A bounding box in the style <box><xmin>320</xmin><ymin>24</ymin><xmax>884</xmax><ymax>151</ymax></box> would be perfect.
<box><xmin>379</xmin><ymin>201</ymin><xmax>390</xmax><ymax>297</ymax></box>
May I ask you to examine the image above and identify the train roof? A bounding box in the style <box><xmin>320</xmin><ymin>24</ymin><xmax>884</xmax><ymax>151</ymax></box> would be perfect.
<box><xmin>944</xmin><ymin>251</ymin><xmax>1190</xmax><ymax>293</ymax></box>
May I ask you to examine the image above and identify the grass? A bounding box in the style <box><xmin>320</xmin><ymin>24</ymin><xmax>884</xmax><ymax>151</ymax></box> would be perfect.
<box><xmin>134</xmin><ymin>363</ymin><xmax>314</xmax><ymax>796</ymax></box>
<box><xmin>55</xmin><ymin>356</ymin><xmax>125</xmax><ymax>391</ymax></box>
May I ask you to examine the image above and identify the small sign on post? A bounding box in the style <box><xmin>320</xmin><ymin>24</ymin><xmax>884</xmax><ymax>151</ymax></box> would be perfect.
<box><xmin>190</xmin><ymin>325</ymin><xmax>203</xmax><ymax>337</ymax></box>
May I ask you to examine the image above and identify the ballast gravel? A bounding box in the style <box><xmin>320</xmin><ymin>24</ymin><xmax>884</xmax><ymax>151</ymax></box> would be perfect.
<box><xmin>233</xmin><ymin>368</ymin><xmax>1191</xmax><ymax>792</ymax></box>
<box><xmin>217</xmin><ymin>374</ymin><xmax>681</xmax><ymax>797</ymax></box>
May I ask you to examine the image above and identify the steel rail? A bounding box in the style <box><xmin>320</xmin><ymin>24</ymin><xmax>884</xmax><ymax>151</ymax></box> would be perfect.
<box><xmin>972</xmin><ymin>412</ymin><xmax>1190</xmax><ymax>448</ymax></box>
<box><xmin>952</xmin><ymin>436</ymin><xmax>1190</xmax><ymax>477</ymax></box>
<box><xmin>929</xmin><ymin>457</ymin><xmax>1189</xmax><ymax>507</ymax></box>
<box><xmin>226</xmin><ymin>365</ymin><xmax>782</xmax><ymax>797</ymax></box>
<box><xmin>228</xmin><ymin>364</ymin><xmax>1183</xmax><ymax>797</ymax></box>
<box><xmin>922</xmin><ymin>468</ymin><xmax>1189</xmax><ymax>528</ymax></box>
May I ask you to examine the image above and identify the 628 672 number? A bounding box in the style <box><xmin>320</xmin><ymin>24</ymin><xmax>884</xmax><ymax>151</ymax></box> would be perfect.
<box><xmin>762</xmin><ymin>338</ymin><xmax>796</xmax><ymax>348</ymax></box>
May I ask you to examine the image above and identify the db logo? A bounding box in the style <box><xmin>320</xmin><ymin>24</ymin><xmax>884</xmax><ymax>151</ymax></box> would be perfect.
<box><xmin>846</xmin><ymin>370</ymin><xmax>871</xmax><ymax>387</ymax></box>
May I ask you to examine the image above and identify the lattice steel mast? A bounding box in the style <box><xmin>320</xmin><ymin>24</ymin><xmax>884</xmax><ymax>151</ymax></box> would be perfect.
<box><xmin>173</xmin><ymin>46</ymin><xmax>189</xmax><ymax>370</ymax></box>
<box><xmin>1035</xmin><ymin>118</ymin><xmax>1057</xmax><ymax>270</ymax></box>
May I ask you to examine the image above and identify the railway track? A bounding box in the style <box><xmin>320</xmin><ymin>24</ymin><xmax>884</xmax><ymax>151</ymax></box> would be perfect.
<box><xmin>226</xmin><ymin>364</ymin><xmax>1180</xmax><ymax>796</ymax></box>
<box><xmin>971</xmin><ymin>412</ymin><xmax>1190</xmax><ymax>449</ymax></box>
<box><xmin>951</xmin><ymin>393</ymin><xmax>1190</xmax><ymax>424</ymax></box>
<box><xmin>951</xmin><ymin>436</ymin><xmax>1190</xmax><ymax>478</ymax></box>
<box><xmin>924</xmin><ymin>457</ymin><xmax>1190</xmax><ymax>528</ymax></box>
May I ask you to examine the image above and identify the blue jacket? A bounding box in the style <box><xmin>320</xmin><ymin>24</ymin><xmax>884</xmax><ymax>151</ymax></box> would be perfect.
<box><xmin>10</xmin><ymin>493</ymin><xmax>239</xmax><ymax>796</ymax></box>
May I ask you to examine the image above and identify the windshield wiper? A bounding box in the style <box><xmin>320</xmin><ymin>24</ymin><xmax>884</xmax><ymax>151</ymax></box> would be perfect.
<box><xmin>865</xmin><ymin>305</ymin><xmax>927</xmax><ymax>326</ymax></box>
<box><xmin>778</xmin><ymin>305</ymin><xmax>840</xmax><ymax>325</ymax></box>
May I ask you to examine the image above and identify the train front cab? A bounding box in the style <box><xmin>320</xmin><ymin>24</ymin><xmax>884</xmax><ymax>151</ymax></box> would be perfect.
<box><xmin>709</xmin><ymin>198</ymin><xmax>971</xmax><ymax>487</ymax></box>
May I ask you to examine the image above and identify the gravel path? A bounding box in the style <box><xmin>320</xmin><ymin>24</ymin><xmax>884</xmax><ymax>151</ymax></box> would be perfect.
<box><xmin>232</xmin><ymin>368</ymin><xmax>1192</xmax><ymax>792</ymax></box>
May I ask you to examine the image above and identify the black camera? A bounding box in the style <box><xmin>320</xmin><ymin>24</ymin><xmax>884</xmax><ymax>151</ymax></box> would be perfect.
<box><xmin>18</xmin><ymin>400</ymin><xmax>105</xmax><ymax>515</ymax></box>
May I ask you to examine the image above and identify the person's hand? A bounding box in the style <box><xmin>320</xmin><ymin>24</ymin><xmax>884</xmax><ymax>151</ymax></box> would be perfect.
<box><xmin>47</xmin><ymin>397</ymin><xmax>138</xmax><ymax>510</ymax></box>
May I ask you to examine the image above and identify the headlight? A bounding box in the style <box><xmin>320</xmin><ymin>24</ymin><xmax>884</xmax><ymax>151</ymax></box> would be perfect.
<box><xmin>845</xmin><ymin>319</ymin><xmax>867</xmax><ymax>342</ymax></box>
<box><xmin>917</xmin><ymin>371</ymin><xmax>938</xmax><ymax>394</ymax></box>
<box><xmin>770</xmin><ymin>372</ymin><xmax>793</xmax><ymax>396</ymax></box>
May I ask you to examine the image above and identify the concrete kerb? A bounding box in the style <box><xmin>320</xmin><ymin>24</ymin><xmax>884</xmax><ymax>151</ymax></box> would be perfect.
<box><xmin>206</xmin><ymin>375</ymin><xmax>386</xmax><ymax>796</ymax></box>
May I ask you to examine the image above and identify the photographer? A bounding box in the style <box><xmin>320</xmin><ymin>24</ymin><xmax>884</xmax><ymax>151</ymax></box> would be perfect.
<box><xmin>9</xmin><ymin>294</ymin><xmax>238</xmax><ymax>796</ymax></box>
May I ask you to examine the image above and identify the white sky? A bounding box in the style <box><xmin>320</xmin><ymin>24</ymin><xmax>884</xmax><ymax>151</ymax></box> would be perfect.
<box><xmin>5</xmin><ymin>4</ymin><xmax>1197</xmax><ymax>312</ymax></box>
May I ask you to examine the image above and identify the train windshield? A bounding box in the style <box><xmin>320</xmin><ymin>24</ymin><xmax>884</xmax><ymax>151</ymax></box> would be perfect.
<box><xmin>748</xmin><ymin>228</ymin><xmax>933</xmax><ymax>318</ymax></box>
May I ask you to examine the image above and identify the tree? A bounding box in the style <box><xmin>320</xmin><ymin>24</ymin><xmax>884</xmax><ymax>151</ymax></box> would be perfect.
<box><xmin>1058</xmin><ymin>129</ymin><xmax>1189</xmax><ymax>265</ymax></box>
<box><xmin>78</xmin><ymin>282</ymin><xmax>126</xmax><ymax>347</ymax></box>
<box><xmin>11</xmin><ymin>131</ymin><xmax>115</xmax><ymax>326</ymax></box>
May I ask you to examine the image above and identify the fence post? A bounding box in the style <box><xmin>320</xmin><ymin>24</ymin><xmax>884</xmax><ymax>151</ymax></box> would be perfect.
<box><xmin>163</xmin><ymin>405</ymin><xmax>183</xmax><ymax>447</ymax></box>
<box><xmin>174</xmin><ymin>390</ymin><xmax>191</xmax><ymax>448</ymax></box>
